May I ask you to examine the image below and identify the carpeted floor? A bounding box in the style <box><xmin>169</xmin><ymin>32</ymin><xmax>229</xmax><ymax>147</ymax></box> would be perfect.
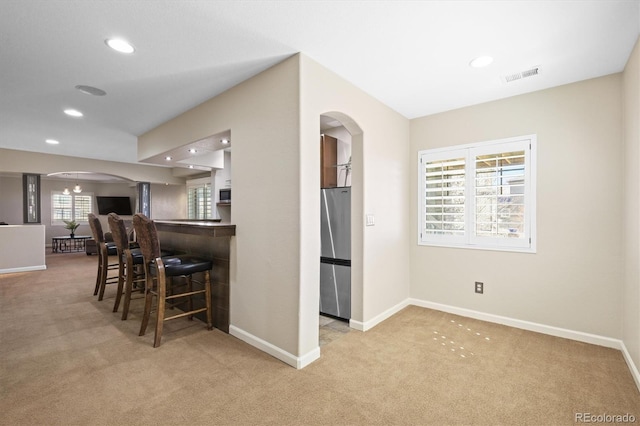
<box><xmin>0</xmin><ymin>252</ymin><xmax>638</xmax><ymax>425</ymax></box>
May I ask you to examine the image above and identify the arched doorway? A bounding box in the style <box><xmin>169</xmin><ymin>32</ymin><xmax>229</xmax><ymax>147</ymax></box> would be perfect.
<box><xmin>319</xmin><ymin>112</ymin><xmax>364</xmax><ymax>345</ymax></box>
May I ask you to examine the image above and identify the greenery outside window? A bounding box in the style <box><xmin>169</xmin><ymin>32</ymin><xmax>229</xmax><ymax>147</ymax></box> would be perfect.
<box><xmin>418</xmin><ymin>135</ymin><xmax>536</xmax><ymax>253</ymax></box>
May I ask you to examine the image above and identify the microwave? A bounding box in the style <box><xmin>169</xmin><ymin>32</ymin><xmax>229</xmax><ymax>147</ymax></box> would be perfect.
<box><xmin>219</xmin><ymin>188</ymin><xmax>231</xmax><ymax>203</ymax></box>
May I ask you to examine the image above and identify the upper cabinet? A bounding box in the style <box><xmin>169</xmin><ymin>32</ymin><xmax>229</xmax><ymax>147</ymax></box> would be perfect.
<box><xmin>321</xmin><ymin>134</ymin><xmax>338</xmax><ymax>188</ymax></box>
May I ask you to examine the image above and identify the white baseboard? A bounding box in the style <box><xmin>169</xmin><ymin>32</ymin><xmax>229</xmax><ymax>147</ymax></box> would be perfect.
<box><xmin>620</xmin><ymin>341</ymin><xmax>640</xmax><ymax>392</ymax></box>
<box><xmin>231</xmin><ymin>299</ymin><xmax>640</xmax><ymax>393</ymax></box>
<box><xmin>410</xmin><ymin>298</ymin><xmax>640</xmax><ymax>392</ymax></box>
<box><xmin>349</xmin><ymin>299</ymin><xmax>411</xmax><ymax>332</ymax></box>
<box><xmin>0</xmin><ymin>264</ymin><xmax>46</xmax><ymax>275</ymax></box>
<box><xmin>229</xmin><ymin>325</ymin><xmax>320</xmax><ymax>369</ymax></box>
<box><xmin>410</xmin><ymin>298</ymin><xmax>621</xmax><ymax>349</ymax></box>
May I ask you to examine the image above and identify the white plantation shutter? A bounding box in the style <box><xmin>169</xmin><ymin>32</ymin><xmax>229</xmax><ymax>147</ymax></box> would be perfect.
<box><xmin>187</xmin><ymin>183</ymin><xmax>212</xmax><ymax>219</ymax></box>
<box><xmin>418</xmin><ymin>136</ymin><xmax>536</xmax><ymax>252</ymax></box>
<box><xmin>52</xmin><ymin>193</ymin><xmax>72</xmax><ymax>222</ymax></box>
<box><xmin>420</xmin><ymin>149</ymin><xmax>467</xmax><ymax>245</ymax></box>
<box><xmin>74</xmin><ymin>195</ymin><xmax>92</xmax><ymax>223</ymax></box>
<box><xmin>51</xmin><ymin>192</ymin><xmax>93</xmax><ymax>225</ymax></box>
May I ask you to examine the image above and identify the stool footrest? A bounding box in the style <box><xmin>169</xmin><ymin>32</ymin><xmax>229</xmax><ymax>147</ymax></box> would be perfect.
<box><xmin>165</xmin><ymin>289</ymin><xmax>207</xmax><ymax>300</ymax></box>
<box><xmin>164</xmin><ymin>307</ymin><xmax>208</xmax><ymax>322</ymax></box>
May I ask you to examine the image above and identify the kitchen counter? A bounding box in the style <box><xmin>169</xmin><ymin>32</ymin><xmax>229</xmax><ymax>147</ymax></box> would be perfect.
<box><xmin>155</xmin><ymin>219</ymin><xmax>235</xmax><ymax>332</ymax></box>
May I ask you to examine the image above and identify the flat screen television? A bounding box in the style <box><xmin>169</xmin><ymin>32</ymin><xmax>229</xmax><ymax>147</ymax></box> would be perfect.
<box><xmin>96</xmin><ymin>196</ymin><xmax>133</xmax><ymax>215</ymax></box>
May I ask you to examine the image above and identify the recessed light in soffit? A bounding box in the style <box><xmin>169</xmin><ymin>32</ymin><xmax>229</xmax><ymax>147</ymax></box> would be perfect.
<box><xmin>64</xmin><ymin>109</ymin><xmax>83</xmax><ymax>117</ymax></box>
<box><xmin>105</xmin><ymin>38</ymin><xmax>135</xmax><ymax>54</ymax></box>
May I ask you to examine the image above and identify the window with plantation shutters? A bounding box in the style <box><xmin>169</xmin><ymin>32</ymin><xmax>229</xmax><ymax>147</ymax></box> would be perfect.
<box><xmin>418</xmin><ymin>135</ymin><xmax>536</xmax><ymax>253</ymax></box>
<box><xmin>187</xmin><ymin>180</ymin><xmax>212</xmax><ymax>220</ymax></box>
<box><xmin>421</xmin><ymin>150</ymin><xmax>467</xmax><ymax>245</ymax></box>
<box><xmin>51</xmin><ymin>192</ymin><xmax>93</xmax><ymax>225</ymax></box>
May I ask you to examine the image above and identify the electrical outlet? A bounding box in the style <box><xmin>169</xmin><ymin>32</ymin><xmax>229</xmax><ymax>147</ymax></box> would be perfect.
<box><xmin>475</xmin><ymin>281</ymin><xmax>484</xmax><ymax>294</ymax></box>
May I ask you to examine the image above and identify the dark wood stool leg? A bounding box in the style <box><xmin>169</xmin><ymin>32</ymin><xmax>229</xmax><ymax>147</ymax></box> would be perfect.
<box><xmin>187</xmin><ymin>275</ymin><xmax>193</xmax><ymax>320</ymax></box>
<box><xmin>153</xmin><ymin>264</ymin><xmax>167</xmax><ymax>348</ymax></box>
<box><xmin>97</xmin><ymin>245</ymin><xmax>108</xmax><ymax>301</ymax></box>
<box><xmin>139</xmin><ymin>272</ymin><xmax>154</xmax><ymax>337</ymax></box>
<box><xmin>112</xmin><ymin>254</ymin><xmax>125</xmax><ymax>312</ymax></box>
<box><xmin>93</xmin><ymin>253</ymin><xmax>102</xmax><ymax>295</ymax></box>
<box><xmin>121</xmin><ymin>253</ymin><xmax>134</xmax><ymax>320</ymax></box>
<box><xmin>205</xmin><ymin>270</ymin><xmax>213</xmax><ymax>330</ymax></box>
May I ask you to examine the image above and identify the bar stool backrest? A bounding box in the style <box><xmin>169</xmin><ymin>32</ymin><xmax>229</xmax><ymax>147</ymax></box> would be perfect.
<box><xmin>107</xmin><ymin>213</ymin><xmax>128</xmax><ymax>253</ymax></box>
<box><xmin>132</xmin><ymin>213</ymin><xmax>161</xmax><ymax>262</ymax></box>
<box><xmin>88</xmin><ymin>213</ymin><xmax>105</xmax><ymax>244</ymax></box>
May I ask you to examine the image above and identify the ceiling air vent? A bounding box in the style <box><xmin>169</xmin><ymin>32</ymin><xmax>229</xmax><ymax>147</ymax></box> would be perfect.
<box><xmin>502</xmin><ymin>66</ymin><xmax>540</xmax><ymax>84</ymax></box>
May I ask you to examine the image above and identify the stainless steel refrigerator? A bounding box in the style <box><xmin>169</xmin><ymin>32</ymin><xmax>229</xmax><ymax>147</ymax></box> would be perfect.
<box><xmin>320</xmin><ymin>187</ymin><xmax>351</xmax><ymax>320</ymax></box>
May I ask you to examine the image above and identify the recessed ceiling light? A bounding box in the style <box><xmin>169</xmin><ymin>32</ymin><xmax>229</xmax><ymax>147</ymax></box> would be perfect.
<box><xmin>45</xmin><ymin>139</ymin><xmax>59</xmax><ymax>145</ymax></box>
<box><xmin>165</xmin><ymin>156</ymin><xmax>172</xmax><ymax>161</ymax></box>
<box><xmin>75</xmin><ymin>85</ymin><xmax>106</xmax><ymax>96</ymax></box>
<box><xmin>188</xmin><ymin>165</ymin><xmax>194</xmax><ymax>169</ymax></box>
<box><xmin>64</xmin><ymin>108</ymin><xmax>83</xmax><ymax>117</ymax></box>
<box><xmin>221</xmin><ymin>139</ymin><xmax>229</xmax><ymax>144</ymax></box>
<box><xmin>105</xmin><ymin>38</ymin><xmax>135</xmax><ymax>54</ymax></box>
<box><xmin>188</xmin><ymin>148</ymin><xmax>197</xmax><ymax>154</ymax></box>
<box><xmin>469</xmin><ymin>56</ymin><xmax>494</xmax><ymax>68</ymax></box>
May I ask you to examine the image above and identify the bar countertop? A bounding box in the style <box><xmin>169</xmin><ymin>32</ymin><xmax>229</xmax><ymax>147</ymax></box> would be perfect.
<box><xmin>153</xmin><ymin>219</ymin><xmax>234</xmax><ymax>332</ymax></box>
<box><xmin>154</xmin><ymin>220</ymin><xmax>236</xmax><ymax>237</ymax></box>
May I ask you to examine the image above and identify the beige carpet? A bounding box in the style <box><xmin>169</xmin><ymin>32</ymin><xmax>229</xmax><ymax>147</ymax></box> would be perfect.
<box><xmin>0</xmin><ymin>252</ymin><xmax>638</xmax><ymax>425</ymax></box>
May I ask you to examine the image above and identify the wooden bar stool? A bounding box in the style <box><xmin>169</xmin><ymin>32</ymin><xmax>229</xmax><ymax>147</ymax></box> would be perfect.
<box><xmin>107</xmin><ymin>213</ymin><xmax>145</xmax><ymax>320</ymax></box>
<box><xmin>88</xmin><ymin>213</ymin><xmax>119</xmax><ymax>301</ymax></box>
<box><xmin>132</xmin><ymin>213</ymin><xmax>213</xmax><ymax>347</ymax></box>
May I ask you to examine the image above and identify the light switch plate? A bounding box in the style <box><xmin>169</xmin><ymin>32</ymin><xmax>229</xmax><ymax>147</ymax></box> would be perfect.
<box><xmin>366</xmin><ymin>214</ymin><xmax>375</xmax><ymax>226</ymax></box>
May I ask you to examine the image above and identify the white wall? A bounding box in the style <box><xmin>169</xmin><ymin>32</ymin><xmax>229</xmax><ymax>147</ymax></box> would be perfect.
<box><xmin>0</xmin><ymin>225</ymin><xmax>45</xmax><ymax>273</ymax></box>
<box><xmin>300</xmin><ymin>55</ymin><xmax>411</xmax><ymax>350</ymax></box>
<box><xmin>623</xmin><ymin>37</ymin><xmax>640</xmax><ymax>379</ymax></box>
<box><xmin>138</xmin><ymin>54</ymin><xmax>412</xmax><ymax>367</ymax></box>
<box><xmin>139</xmin><ymin>56</ymin><xmax>303</xmax><ymax>361</ymax></box>
<box><xmin>410</xmin><ymin>74</ymin><xmax>624</xmax><ymax>338</ymax></box>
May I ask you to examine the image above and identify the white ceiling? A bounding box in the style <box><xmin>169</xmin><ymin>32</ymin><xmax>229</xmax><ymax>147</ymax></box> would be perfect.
<box><xmin>1</xmin><ymin>0</ymin><xmax>638</xmax><ymax>168</ymax></box>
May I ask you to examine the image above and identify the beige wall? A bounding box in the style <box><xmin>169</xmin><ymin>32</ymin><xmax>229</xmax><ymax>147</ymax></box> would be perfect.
<box><xmin>300</xmin><ymin>55</ymin><xmax>411</xmax><ymax>353</ymax></box>
<box><xmin>138</xmin><ymin>54</ymin><xmax>412</xmax><ymax>364</ymax></box>
<box><xmin>0</xmin><ymin>175</ymin><xmax>22</xmax><ymax>225</ymax></box>
<box><xmin>623</xmin><ymin>38</ymin><xmax>640</xmax><ymax>374</ymax></box>
<box><xmin>410</xmin><ymin>74</ymin><xmax>624</xmax><ymax>338</ymax></box>
<box><xmin>139</xmin><ymin>56</ymin><xmax>304</xmax><ymax>359</ymax></box>
<box><xmin>0</xmin><ymin>148</ymin><xmax>185</xmax><ymax>185</ymax></box>
<box><xmin>0</xmin><ymin>175</ymin><xmax>186</xmax><ymax>244</ymax></box>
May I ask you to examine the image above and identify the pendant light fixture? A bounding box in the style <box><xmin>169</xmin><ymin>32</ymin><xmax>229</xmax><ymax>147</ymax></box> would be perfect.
<box><xmin>62</xmin><ymin>173</ymin><xmax>71</xmax><ymax>195</ymax></box>
<box><xmin>73</xmin><ymin>173</ymin><xmax>82</xmax><ymax>193</ymax></box>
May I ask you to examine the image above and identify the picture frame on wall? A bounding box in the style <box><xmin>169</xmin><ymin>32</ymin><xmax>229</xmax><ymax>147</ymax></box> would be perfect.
<box><xmin>23</xmin><ymin>173</ymin><xmax>41</xmax><ymax>223</ymax></box>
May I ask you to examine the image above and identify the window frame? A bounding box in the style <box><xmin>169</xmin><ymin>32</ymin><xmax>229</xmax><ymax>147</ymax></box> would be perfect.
<box><xmin>51</xmin><ymin>191</ymin><xmax>94</xmax><ymax>226</ymax></box>
<box><xmin>418</xmin><ymin>135</ymin><xmax>537</xmax><ymax>253</ymax></box>
<box><xmin>186</xmin><ymin>177</ymin><xmax>213</xmax><ymax>220</ymax></box>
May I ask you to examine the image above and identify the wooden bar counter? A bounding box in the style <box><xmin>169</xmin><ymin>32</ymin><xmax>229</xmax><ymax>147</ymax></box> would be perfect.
<box><xmin>155</xmin><ymin>220</ymin><xmax>235</xmax><ymax>332</ymax></box>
